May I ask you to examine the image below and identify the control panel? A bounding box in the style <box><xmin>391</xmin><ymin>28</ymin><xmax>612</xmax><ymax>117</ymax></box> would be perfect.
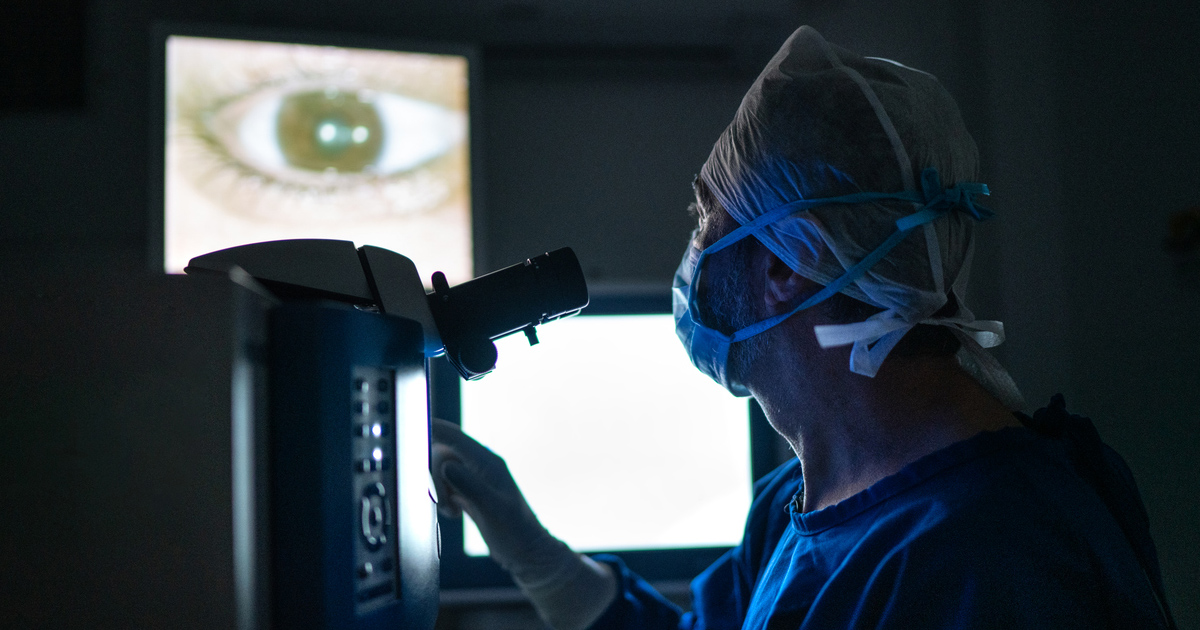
<box><xmin>352</xmin><ymin>366</ymin><xmax>400</xmax><ymax>615</ymax></box>
<box><xmin>268</xmin><ymin>301</ymin><xmax>437</xmax><ymax>629</ymax></box>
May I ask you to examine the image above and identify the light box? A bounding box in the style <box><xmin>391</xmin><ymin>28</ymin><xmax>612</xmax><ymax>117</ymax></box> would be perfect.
<box><xmin>461</xmin><ymin>312</ymin><xmax>753</xmax><ymax>556</ymax></box>
<box><xmin>153</xmin><ymin>26</ymin><xmax>479</xmax><ymax>285</ymax></box>
<box><xmin>434</xmin><ymin>295</ymin><xmax>780</xmax><ymax>593</ymax></box>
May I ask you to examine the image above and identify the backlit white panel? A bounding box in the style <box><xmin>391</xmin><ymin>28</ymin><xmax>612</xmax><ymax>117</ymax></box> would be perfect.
<box><xmin>461</xmin><ymin>314</ymin><xmax>752</xmax><ymax>555</ymax></box>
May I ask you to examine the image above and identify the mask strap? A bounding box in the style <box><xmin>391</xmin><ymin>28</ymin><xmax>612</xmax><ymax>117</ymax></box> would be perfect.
<box><xmin>729</xmin><ymin>224</ymin><xmax>911</xmax><ymax>343</ymax></box>
<box><xmin>706</xmin><ymin>170</ymin><xmax>992</xmax><ymax>263</ymax></box>
<box><xmin>689</xmin><ymin>189</ymin><xmax>925</xmax><ymax>326</ymax></box>
<box><xmin>702</xmin><ymin>190</ymin><xmax>916</xmax><ymax>259</ymax></box>
<box><xmin>814</xmin><ymin>315</ymin><xmax>1003</xmax><ymax>350</ymax></box>
<box><xmin>732</xmin><ymin>173</ymin><xmax>992</xmax><ymax>343</ymax></box>
<box><xmin>690</xmin><ymin>169</ymin><xmax>993</xmax><ymax>349</ymax></box>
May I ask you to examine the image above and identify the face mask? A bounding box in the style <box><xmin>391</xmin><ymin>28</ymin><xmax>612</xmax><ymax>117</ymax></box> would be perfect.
<box><xmin>673</xmin><ymin>168</ymin><xmax>993</xmax><ymax>396</ymax></box>
<box><xmin>672</xmin><ymin>239</ymin><xmax>751</xmax><ymax>397</ymax></box>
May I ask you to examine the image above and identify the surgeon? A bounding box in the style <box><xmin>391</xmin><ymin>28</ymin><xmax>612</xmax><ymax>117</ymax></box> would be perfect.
<box><xmin>431</xmin><ymin>26</ymin><xmax>1176</xmax><ymax>629</ymax></box>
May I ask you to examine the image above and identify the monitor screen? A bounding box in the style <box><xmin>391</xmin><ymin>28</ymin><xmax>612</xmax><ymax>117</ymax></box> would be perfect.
<box><xmin>460</xmin><ymin>312</ymin><xmax>754</xmax><ymax>556</ymax></box>
<box><xmin>435</xmin><ymin>295</ymin><xmax>778</xmax><ymax>593</ymax></box>
<box><xmin>157</xmin><ymin>29</ymin><xmax>476</xmax><ymax>285</ymax></box>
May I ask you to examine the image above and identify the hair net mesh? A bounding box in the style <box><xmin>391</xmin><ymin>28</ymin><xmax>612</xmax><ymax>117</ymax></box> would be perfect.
<box><xmin>699</xmin><ymin>26</ymin><xmax>1023</xmax><ymax>408</ymax></box>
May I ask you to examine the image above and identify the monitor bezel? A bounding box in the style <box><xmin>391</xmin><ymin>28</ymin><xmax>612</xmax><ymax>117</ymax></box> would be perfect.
<box><xmin>431</xmin><ymin>292</ymin><xmax>780</xmax><ymax>593</ymax></box>
<box><xmin>147</xmin><ymin>22</ymin><xmax>485</xmax><ymax>277</ymax></box>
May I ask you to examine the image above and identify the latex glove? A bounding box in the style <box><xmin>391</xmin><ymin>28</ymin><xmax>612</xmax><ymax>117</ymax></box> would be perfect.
<box><xmin>431</xmin><ymin>418</ymin><xmax>617</xmax><ymax>630</ymax></box>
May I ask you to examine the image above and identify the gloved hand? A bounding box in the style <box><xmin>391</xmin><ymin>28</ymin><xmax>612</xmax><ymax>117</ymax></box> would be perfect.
<box><xmin>431</xmin><ymin>418</ymin><xmax>617</xmax><ymax>630</ymax></box>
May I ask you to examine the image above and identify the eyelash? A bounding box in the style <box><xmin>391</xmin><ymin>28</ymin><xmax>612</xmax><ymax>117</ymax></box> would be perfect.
<box><xmin>181</xmin><ymin>70</ymin><xmax>418</xmax><ymax>189</ymax></box>
<box><xmin>170</xmin><ymin>51</ymin><xmax>466</xmax><ymax>220</ymax></box>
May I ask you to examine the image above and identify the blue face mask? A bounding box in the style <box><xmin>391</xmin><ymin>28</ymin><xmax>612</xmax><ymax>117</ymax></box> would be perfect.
<box><xmin>673</xmin><ymin>168</ymin><xmax>993</xmax><ymax>397</ymax></box>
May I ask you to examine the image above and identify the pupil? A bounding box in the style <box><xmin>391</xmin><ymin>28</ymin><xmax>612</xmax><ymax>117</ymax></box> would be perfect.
<box><xmin>276</xmin><ymin>90</ymin><xmax>383</xmax><ymax>173</ymax></box>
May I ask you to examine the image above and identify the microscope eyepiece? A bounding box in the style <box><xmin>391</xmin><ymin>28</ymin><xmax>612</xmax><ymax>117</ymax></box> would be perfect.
<box><xmin>428</xmin><ymin>247</ymin><xmax>589</xmax><ymax>380</ymax></box>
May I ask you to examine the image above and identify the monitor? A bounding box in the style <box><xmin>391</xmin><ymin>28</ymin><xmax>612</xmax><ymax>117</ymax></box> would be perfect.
<box><xmin>150</xmin><ymin>24</ymin><xmax>481</xmax><ymax>286</ymax></box>
<box><xmin>433</xmin><ymin>294</ymin><xmax>781</xmax><ymax>594</ymax></box>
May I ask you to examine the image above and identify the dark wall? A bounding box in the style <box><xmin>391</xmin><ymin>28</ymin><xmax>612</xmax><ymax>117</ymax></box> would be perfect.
<box><xmin>482</xmin><ymin>61</ymin><xmax>749</xmax><ymax>284</ymax></box>
<box><xmin>2</xmin><ymin>0</ymin><xmax>1197</xmax><ymax>627</ymax></box>
<box><xmin>1053</xmin><ymin>2</ymin><xmax>1200</xmax><ymax>626</ymax></box>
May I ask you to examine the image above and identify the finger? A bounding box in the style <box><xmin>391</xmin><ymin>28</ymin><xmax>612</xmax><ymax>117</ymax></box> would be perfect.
<box><xmin>441</xmin><ymin>459</ymin><xmax>506</xmax><ymax>513</ymax></box>
<box><xmin>430</xmin><ymin>444</ymin><xmax>463</xmax><ymax>518</ymax></box>
<box><xmin>435</xmin><ymin>462</ymin><xmax>485</xmax><ymax>522</ymax></box>
<box><xmin>431</xmin><ymin>447</ymin><xmax>495</xmax><ymax>520</ymax></box>
<box><xmin>430</xmin><ymin>442</ymin><xmax>459</xmax><ymax>478</ymax></box>
<box><xmin>442</xmin><ymin>460</ymin><xmax>485</xmax><ymax>497</ymax></box>
<box><xmin>436</xmin><ymin>498</ymin><xmax>463</xmax><ymax>520</ymax></box>
<box><xmin>431</xmin><ymin>418</ymin><xmax>499</xmax><ymax>463</ymax></box>
<box><xmin>434</xmin><ymin>486</ymin><xmax>475</xmax><ymax>521</ymax></box>
<box><xmin>431</xmin><ymin>417</ymin><xmax>463</xmax><ymax>440</ymax></box>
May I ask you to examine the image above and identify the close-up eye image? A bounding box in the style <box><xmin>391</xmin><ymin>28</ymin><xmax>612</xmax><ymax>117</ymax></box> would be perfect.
<box><xmin>163</xmin><ymin>35</ymin><xmax>472</xmax><ymax>281</ymax></box>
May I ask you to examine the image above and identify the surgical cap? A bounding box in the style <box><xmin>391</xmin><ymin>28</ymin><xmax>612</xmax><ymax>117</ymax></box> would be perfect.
<box><xmin>700</xmin><ymin>26</ymin><xmax>1022</xmax><ymax>407</ymax></box>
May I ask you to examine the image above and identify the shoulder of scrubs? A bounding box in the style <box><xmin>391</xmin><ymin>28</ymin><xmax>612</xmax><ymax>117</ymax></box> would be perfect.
<box><xmin>774</xmin><ymin>427</ymin><xmax>1169</xmax><ymax>629</ymax></box>
<box><xmin>586</xmin><ymin>459</ymin><xmax>803</xmax><ymax>630</ymax></box>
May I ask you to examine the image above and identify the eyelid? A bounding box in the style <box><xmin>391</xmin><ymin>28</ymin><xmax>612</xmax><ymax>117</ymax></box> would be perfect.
<box><xmin>168</xmin><ymin>37</ymin><xmax>470</xmax><ymax>223</ymax></box>
<box><xmin>203</xmin><ymin>81</ymin><xmax>463</xmax><ymax>188</ymax></box>
<box><xmin>175</xmin><ymin>51</ymin><xmax>462</xmax><ymax>136</ymax></box>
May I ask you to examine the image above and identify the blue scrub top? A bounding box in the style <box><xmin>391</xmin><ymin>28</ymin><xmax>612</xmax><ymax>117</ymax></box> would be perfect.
<box><xmin>588</xmin><ymin>398</ymin><xmax>1173</xmax><ymax>629</ymax></box>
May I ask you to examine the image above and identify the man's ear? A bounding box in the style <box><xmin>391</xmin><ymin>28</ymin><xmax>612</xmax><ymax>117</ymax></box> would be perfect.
<box><xmin>763</xmin><ymin>250</ymin><xmax>811</xmax><ymax>313</ymax></box>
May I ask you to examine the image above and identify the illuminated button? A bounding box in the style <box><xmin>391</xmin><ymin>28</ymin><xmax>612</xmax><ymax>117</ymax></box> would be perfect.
<box><xmin>371</xmin><ymin>423</ymin><xmax>384</xmax><ymax>438</ymax></box>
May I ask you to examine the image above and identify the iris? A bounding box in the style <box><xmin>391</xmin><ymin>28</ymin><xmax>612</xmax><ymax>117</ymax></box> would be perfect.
<box><xmin>275</xmin><ymin>90</ymin><xmax>383</xmax><ymax>172</ymax></box>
